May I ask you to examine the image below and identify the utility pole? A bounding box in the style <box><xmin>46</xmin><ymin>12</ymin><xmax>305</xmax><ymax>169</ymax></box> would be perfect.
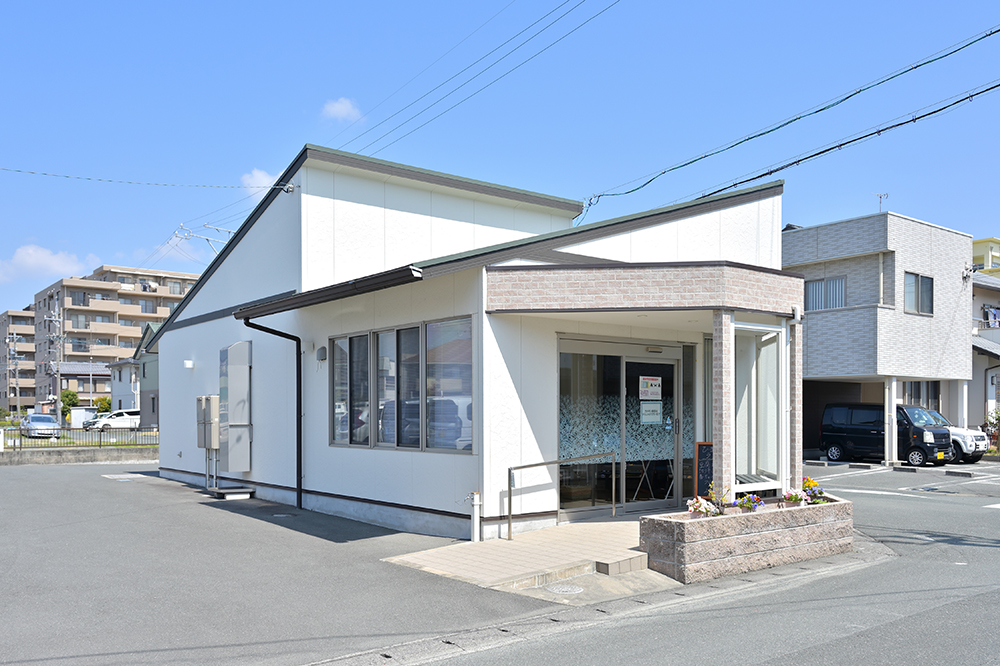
<box><xmin>5</xmin><ymin>331</ymin><xmax>23</xmax><ymax>418</ymax></box>
<box><xmin>44</xmin><ymin>304</ymin><xmax>64</xmax><ymax>424</ymax></box>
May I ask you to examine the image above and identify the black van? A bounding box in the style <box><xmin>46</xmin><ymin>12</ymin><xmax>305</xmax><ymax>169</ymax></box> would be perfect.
<box><xmin>820</xmin><ymin>403</ymin><xmax>953</xmax><ymax>466</ymax></box>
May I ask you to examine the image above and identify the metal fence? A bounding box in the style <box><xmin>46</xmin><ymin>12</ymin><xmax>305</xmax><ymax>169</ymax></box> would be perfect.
<box><xmin>2</xmin><ymin>427</ymin><xmax>159</xmax><ymax>450</ymax></box>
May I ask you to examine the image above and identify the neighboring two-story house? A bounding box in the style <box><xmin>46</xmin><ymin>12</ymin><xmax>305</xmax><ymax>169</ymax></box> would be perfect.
<box><xmin>782</xmin><ymin>212</ymin><xmax>973</xmax><ymax>460</ymax></box>
<box><xmin>971</xmin><ymin>272</ymin><xmax>1000</xmax><ymax>428</ymax></box>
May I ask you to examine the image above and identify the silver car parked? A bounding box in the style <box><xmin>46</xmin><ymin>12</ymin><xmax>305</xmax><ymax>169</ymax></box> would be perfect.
<box><xmin>21</xmin><ymin>414</ymin><xmax>60</xmax><ymax>438</ymax></box>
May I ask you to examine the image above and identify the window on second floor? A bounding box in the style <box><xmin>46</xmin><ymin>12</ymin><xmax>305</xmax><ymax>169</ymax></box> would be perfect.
<box><xmin>804</xmin><ymin>277</ymin><xmax>845</xmax><ymax>311</ymax></box>
<box><xmin>904</xmin><ymin>272</ymin><xmax>933</xmax><ymax>314</ymax></box>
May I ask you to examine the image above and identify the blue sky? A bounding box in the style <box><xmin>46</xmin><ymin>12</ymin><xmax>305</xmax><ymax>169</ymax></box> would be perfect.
<box><xmin>2</xmin><ymin>1</ymin><xmax>998</xmax><ymax>310</ymax></box>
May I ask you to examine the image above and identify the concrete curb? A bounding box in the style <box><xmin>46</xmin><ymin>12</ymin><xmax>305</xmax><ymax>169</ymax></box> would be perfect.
<box><xmin>0</xmin><ymin>447</ymin><xmax>159</xmax><ymax>466</ymax></box>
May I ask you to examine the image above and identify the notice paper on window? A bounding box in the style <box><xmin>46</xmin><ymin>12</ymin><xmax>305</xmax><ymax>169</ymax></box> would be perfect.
<box><xmin>639</xmin><ymin>376</ymin><xmax>661</xmax><ymax>400</ymax></box>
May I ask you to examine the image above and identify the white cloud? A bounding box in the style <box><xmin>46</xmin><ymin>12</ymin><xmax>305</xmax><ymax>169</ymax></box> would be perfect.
<box><xmin>0</xmin><ymin>245</ymin><xmax>93</xmax><ymax>284</ymax></box>
<box><xmin>241</xmin><ymin>168</ymin><xmax>276</xmax><ymax>202</ymax></box>
<box><xmin>241</xmin><ymin>168</ymin><xmax>275</xmax><ymax>190</ymax></box>
<box><xmin>322</xmin><ymin>97</ymin><xmax>362</xmax><ymax>122</ymax></box>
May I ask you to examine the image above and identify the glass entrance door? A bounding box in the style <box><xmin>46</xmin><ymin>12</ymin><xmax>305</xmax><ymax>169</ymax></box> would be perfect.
<box><xmin>624</xmin><ymin>360</ymin><xmax>676</xmax><ymax>507</ymax></box>
<box><xmin>558</xmin><ymin>349</ymin><xmax>678</xmax><ymax>513</ymax></box>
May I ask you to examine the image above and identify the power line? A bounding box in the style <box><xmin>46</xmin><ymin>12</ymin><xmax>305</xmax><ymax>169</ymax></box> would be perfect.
<box><xmin>0</xmin><ymin>166</ymin><xmax>293</xmax><ymax>191</ymax></box>
<box><xmin>692</xmin><ymin>80</ymin><xmax>1000</xmax><ymax>200</ymax></box>
<box><xmin>582</xmin><ymin>23</ymin><xmax>1000</xmax><ymax>213</ymax></box>
<box><xmin>343</xmin><ymin>0</ymin><xmax>580</xmax><ymax>152</ymax></box>
<box><xmin>327</xmin><ymin>0</ymin><xmax>519</xmax><ymax>146</ymax></box>
<box><xmin>366</xmin><ymin>0</ymin><xmax>622</xmax><ymax>156</ymax></box>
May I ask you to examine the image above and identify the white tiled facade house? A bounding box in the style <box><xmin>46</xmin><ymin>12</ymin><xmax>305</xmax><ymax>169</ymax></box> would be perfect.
<box><xmin>150</xmin><ymin>145</ymin><xmax>804</xmax><ymax>539</ymax></box>
<box><xmin>782</xmin><ymin>212</ymin><xmax>973</xmax><ymax>460</ymax></box>
<box><xmin>971</xmin><ymin>272</ymin><xmax>1000</xmax><ymax>428</ymax></box>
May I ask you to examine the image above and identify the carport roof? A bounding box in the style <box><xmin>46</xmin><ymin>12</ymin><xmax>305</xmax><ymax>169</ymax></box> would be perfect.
<box><xmin>973</xmin><ymin>335</ymin><xmax>1000</xmax><ymax>360</ymax></box>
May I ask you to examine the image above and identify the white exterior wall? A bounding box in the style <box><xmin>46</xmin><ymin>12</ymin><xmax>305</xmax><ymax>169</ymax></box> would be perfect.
<box><xmin>159</xmin><ymin>315</ymin><xmax>299</xmax><ymax>494</ymax></box>
<box><xmin>159</xmin><ymin>184</ymin><xmax>306</xmax><ymax>493</ymax></box>
<box><xmin>290</xmin><ymin>268</ymin><xmax>483</xmax><ymax>535</ymax></box>
<box><xmin>178</xmin><ymin>185</ymin><xmax>303</xmax><ymax>319</ymax></box>
<box><xmin>298</xmin><ymin>165</ymin><xmax>575</xmax><ymax>292</ymax></box>
<box><xmin>109</xmin><ymin>364</ymin><xmax>137</xmax><ymax>410</ymax></box>
<box><xmin>560</xmin><ymin>196</ymin><xmax>782</xmax><ymax>269</ymax></box>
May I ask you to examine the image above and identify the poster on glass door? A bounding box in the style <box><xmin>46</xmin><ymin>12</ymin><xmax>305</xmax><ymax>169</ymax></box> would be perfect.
<box><xmin>639</xmin><ymin>375</ymin><xmax>661</xmax><ymax>400</ymax></box>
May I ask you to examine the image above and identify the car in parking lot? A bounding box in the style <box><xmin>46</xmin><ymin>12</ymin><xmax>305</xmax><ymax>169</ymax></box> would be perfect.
<box><xmin>83</xmin><ymin>409</ymin><xmax>141</xmax><ymax>431</ymax></box>
<box><xmin>926</xmin><ymin>409</ymin><xmax>989</xmax><ymax>464</ymax></box>
<box><xmin>21</xmin><ymin>414</ymin><xmax>61</xmax><ymax>438</ymax></box>
<box><xmin>820</xmin><ymin>403</ymin><xmax>952</xmax><ymax>466</ymax></box>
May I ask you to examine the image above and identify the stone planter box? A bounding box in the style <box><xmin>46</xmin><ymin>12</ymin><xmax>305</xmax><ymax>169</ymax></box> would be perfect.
<box><xmin>639</xmin><ymin>495</ymin><xmax>853</xmax><ymax>584</ymax></box>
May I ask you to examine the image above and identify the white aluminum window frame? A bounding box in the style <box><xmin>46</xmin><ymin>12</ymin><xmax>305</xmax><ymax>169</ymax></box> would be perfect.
<box><xmin>730</xmin><ymin>319</ymin><xmax>789</xmax><ymax>494</ymax></box>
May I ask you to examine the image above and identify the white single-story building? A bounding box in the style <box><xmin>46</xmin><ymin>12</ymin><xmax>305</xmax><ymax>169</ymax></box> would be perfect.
<box><xmin>150</xmin><ymin>145</ymin><xmax>804</xmax><ymax>539</ymax></box>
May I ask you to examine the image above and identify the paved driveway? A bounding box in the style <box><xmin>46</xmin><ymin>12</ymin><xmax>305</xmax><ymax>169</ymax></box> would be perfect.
<box><xmin>0</xmin><ymin>463</ymin><xmax>555</xmax><ymax>666</ymax></box>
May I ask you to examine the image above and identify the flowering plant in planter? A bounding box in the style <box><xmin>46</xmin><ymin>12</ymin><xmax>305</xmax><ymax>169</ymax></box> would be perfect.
<box><xmin>686</xmin><ymin>496</ymin><xmax>721</xmax><ymax>516</ymax></box>
<box><xmin>802</xmin><ymin>476</ymin><xmax>827</xmax><ymax>503</ymax></box>
<box><xmin>782</xmin><ymin>488</ymin><xmax>808</xmax><ymax>504</ymax></box>
<box><xmin>733</xmin><ymin>493</ymin><xmax>765</xmax><ymax>512</ymax></box>
<box><xmin>686</xmin><ymin>482</ymin><xmax>728</xmax><ymax>516</ymax></box>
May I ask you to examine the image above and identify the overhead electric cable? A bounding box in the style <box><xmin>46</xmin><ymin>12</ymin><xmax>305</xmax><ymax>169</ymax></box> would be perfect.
<box><xmin>690</xmin><ymin>80</ymin><xmax>1000</xmax><ymax>200</ymax></box>
<box><xmin>327</xmin><ymin>0</ymin><xmax>519</xmax><ymax>145</ymax></box>
<box><xmin>582</xmin><ymin>23</ymin><xmax>1000</xmax><ymax>212</ymax></box>
<box><xmin>0</xmin><ymin>167</ymin><xmax>289</xmax><ymax>190</ymax></box>
<box><xmin>342</xmin><ymin>0</ymin><xmax>580</xmax><ymax>151</ymax></box>
<box><xmin>366</xmin><ymin>0</ymin><xmax>622</xmax><ymax>156</ymax></box>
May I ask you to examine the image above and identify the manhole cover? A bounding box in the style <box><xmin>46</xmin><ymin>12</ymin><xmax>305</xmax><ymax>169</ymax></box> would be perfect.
<box><xmin>545</xmin><ymin>584</ymin><xmax>584</xmax><ymax>594</ymax></box>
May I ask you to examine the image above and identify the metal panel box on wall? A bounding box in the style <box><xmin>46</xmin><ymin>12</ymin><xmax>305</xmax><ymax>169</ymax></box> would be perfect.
<box><xmin>220</xmin><ymin>341</ymin><xmax>252</xmax><ymax>472</ymax></box>
<box><xmin>196</xmin><ymin>395</ymin><xmax>220</xmax><ymax>449</ymax></box>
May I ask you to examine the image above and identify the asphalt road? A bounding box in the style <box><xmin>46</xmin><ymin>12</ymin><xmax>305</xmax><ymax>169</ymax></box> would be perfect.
<box><xmin>415</xmin><ymin>461</ymin><xmax>1000</xmax><ymax>665</ymax></box>
<box><xmin>5</xmin><ymin>460</ymin><xmax>1000</xmax><ymax>665</ymax></box>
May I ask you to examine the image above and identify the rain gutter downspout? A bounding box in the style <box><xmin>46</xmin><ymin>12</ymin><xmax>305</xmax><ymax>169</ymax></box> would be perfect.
<box><xmin>242</xmin><ymin>318</ymin><xmax>303</xmax><ymax>510</ymax></box>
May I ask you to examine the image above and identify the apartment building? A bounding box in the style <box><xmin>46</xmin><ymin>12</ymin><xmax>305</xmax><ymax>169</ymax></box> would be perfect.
<box><xmin>31</xmin><ymin>265</ymin><xmax>199</xmax><ymax>412</ymax></box>
<box><xmin>1</xmin><ymin>308</ymin><xmax>36</xmax><ymax>415</ymax></box>
<box><xmin>972</xmin><ymin>238</ymin><xmax>1000</xmax><ymax>276</ymax></box>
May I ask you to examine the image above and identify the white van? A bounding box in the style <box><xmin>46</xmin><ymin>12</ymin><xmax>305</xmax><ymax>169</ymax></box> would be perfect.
<box><xmin>84</xmin><ymin>409</ymin><xmax>141</xmax><ymax>431</ymax></box>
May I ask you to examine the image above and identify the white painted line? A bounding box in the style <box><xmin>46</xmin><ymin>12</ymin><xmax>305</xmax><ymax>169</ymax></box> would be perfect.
<box><xmin>823</xmin><ymin>488</ymin><xmax>934</xmax><ymax>500</ymax></box>
<box><xmin>983</xmin><ymin>503</ymin><xmax>1000</xmax><ymax>509</ymax></box>
<box><xmin>102</xmin><ymin>474</ymin><xmax>146</xmax><ymax>480</ymax></box>
<box><xmin>811</xmin><ymin>468</ymin><xmax>892</xmax><ymax>480</ymax></box>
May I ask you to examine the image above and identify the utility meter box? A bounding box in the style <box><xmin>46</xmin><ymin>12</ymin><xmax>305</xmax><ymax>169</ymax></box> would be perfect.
<box><xmin>196</xmin><ymin>395</ymin><xmax>220</xmax><ymax>449</ymax></box>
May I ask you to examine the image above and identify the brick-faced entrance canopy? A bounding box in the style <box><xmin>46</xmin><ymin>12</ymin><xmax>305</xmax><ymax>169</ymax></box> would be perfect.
<box><xmin>486</xmin><ymin>260</ymin><xmax>804</xmax><ymax>495</ymax></box>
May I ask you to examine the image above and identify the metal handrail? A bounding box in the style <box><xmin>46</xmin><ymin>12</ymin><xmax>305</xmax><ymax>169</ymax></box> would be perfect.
<box><xmin>507</xmin><ymin>451</ymin><xmax>617</xmax><ymax>540</ymax></box>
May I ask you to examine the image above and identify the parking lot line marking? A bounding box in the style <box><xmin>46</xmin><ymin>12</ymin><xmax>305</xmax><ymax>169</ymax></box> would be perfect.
<box><xmin>812</xmin><ymin>468</ymin><xmax>892</xmax><ymax>480</ymax></box>
<box><xmin>982</xmin><ymin>503</ymin><xmax>1000</xmax><ymax>509</ymax></box>
<box><xmin>823</xmin><ymin>488</ymin><xmax>933</xmax><ymax>499</ymax></box>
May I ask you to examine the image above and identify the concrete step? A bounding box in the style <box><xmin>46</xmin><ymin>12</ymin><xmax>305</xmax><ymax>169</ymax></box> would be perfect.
<box><xmin>208</xmin><ymin>486</ymin><xmax>254</xmax><ymax>500</ymax></box>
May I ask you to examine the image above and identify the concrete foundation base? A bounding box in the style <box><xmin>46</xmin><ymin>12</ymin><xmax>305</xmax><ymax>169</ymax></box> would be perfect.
<box><xmin>639</xmin><ymin>495</ymin><xmax>853</xmax><ymax>584</ymax></box>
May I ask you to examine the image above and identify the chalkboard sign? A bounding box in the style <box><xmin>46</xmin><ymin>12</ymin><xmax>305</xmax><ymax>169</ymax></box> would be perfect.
<box><xmin>695</xmin><ymin>442</ymin><xmax>713</xmax><ymax>497</ymax></box>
